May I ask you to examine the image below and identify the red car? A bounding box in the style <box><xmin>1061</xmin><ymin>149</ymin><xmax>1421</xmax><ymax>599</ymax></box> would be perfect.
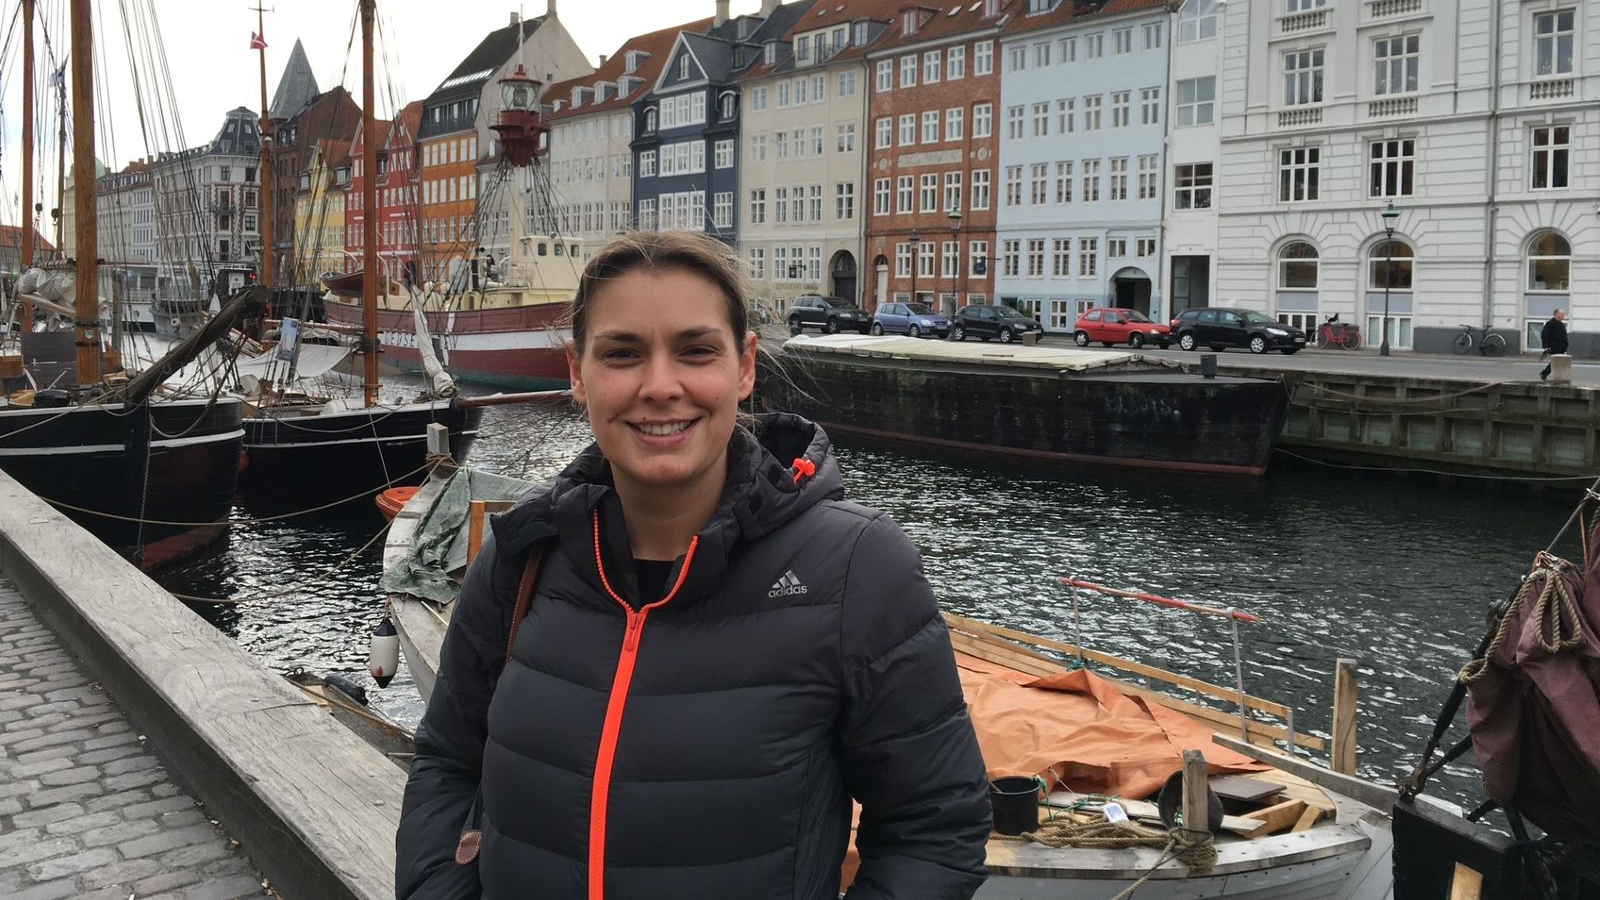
<box><xmin>1073</xmin><ymin>308</ymin><xmax>1171</xmax><ymax>349</ymax></box>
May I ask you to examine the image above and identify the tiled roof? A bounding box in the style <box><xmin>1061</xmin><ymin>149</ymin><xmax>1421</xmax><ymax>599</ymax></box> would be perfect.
<box><xmin>998</xmin><ymin>0</ymin><xmax>1169</xmax><ymax>37</ymax></box>
<box><xmin>209</xmin><ymin>107</ymin><xmax>262</xmax><ymax>157</ymax></box>
<box><xmin>424</xmin><ymin>15</ymin><xmax>550</xmax><ymax>106</ymax></box>
<box><xmin>0</xmin><ymin>224</ymin><xmax>56</xmax><ymax>252</ymax></box>
<box><xmin>269</xmin><ymin>39</ymin><xmax>320</xmax><ymax>121</ymax></box>
<box><xmin>681</xmin><ymin>32</ymin><xmax>739</xmax><ymax>83</ymax></box>
<box><xmin>546</xmin><ymin>18</ymin><xmax>715</xmax><ymax>121</ymax></box>
<box><xmin>738</xmin><ymin>0</ymin><xmax>906</xmax><ymax>81</ymax></box>
<box><xmin>862</xmin><ymin>0</ymin><xmax>1018</xmax><ymax>54</ymax></box>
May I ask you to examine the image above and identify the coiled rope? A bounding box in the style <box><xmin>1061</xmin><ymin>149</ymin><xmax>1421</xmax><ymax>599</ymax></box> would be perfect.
<box><xmin>1000</xmin><ymin>818</ymin><xmax>1216</xmax><ymax>900</ymax></box>
<box><xmin>1459</xmin><ymin>552</ymin><xmax>1587</xmax><ymax>683</ymax></box>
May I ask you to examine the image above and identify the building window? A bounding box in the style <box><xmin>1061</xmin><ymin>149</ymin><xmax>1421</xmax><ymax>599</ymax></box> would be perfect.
<box><xmin>1029</xmin><ymin>163</ymin><xmax>1048</xmax><ymax>204</ymax></box>
<box><xmin>839</xmin><ymin>70</ymin><xmax>857</xmax><ymax>97</ymax></box>
<box><xmin>876</xmin><ymin>59</ymin><xmax>893</xmax><ymax>92</ymax></box>
<box><xmin>1109</xmin><ymin>157</ymin><xmax>1129</xmax><ymax>201</ymax></box>
<box><xmin>948</xmin><ymin>46</ymin><xmax>966</xmax><ymax>80</ymax></box>
<box><xmin>1140</xmin><ymin>87</ymin><xmax>1161</xmax><ymax>125</ymax></box>
<box><xmin>644</xmin><ymin>108</ymin><xmax>657</xmax><ymax>132</ymax></box>
<box><xmin>946</xmin><ymin>108</ymin><xmax>965</xmax><ymax>141</ymax></box>
<box><xmin>1532</xmin><ymin>125</ymin><xmax>1570</xmax><ymax>189</ymax></box>
<box><xmin>714</xmin><ymin>139</ymin><xmax>734</xmax><ymax>169</ymax></box>
<box><xmin>1026</xmin><ymin>239</ymin><xmax>1046</xmax><ymax>277</ymax></box>
<box><xmin>837</xmin><ymin>123</ymin><xmax>856</xmax><ymax>152</ymax></box>
<box><xmin>944</xmin><ymin>171</ymin><xmax>962</xmax><ymax>212</ymax></box>
<box><xmin>809</xmin><ymin>184</ymin><xmax>823</xmax><ymax>221</ymax></box>
<box><xmin>749</xmin><ymin>189</ymin><xmax>766</xmax><ymax>224</ymax></box>
<box><xmin>1144</xmin><ymin>23</ymin><xmax>1163</xmax><ymax>50</ymax></box>
<box><xmin>1005</xmin><ymin>166</ymin><xmax>1023</xmax><ymax>206</ymax></box>
<box><xmin>1534</xmin><ymin>9</ymin><xmax>1576</xmax><ymax>77</ymax></box>
<box><xmin>1007</xmin><ymin>105</ymin><xmax>1025</xmax><ymax>139</ymax></box>
<box><xmin>972</xmin><ymin>169</ymin><xmax>991</xmax><ymax>210</ymax></box>
<box><xmin>1002</xmin><ymin>240</ymin><xmax>1021</xmax><ymax>277</ymax></box>
<box><xmin>975</xmin><ymin>40</ymin><xmax>994</xmax><ymax>75</ymax></box>
<box><xmin>1111</xmin><ymin>91</ymin><xmax>1130</xmax><ymax>128</ymax></box>
<box><xmin>901</xmin><ymin>55</ymin><xmax>917</xmax><ymax>87</ymax></box>
<box><xmin>1279</xmin><ymin>147</ymin><xmax>1320</xmax><ymax>201</ymax></box>
<box><xmin>969</xmin><ymin>241</ymin><xmax>989</xmax><ymax>276</ymax></box>
<box><xmin>1032</xmin><ymin>102</ymin><xmax>1050</xmax><ymax>137</ymax></box>
<box><xmin>897</xmin><ymin>175</ymin><xmax>914</xmax><ymax>212</ymax></box>
<box><xmin>1367</xmin><ymin>238</ymin><xmax>1415</xmax><ymax>348</ymax></box>
<box><xmin>1137</xmin><ymin>238</ymin><xmax>1156</xmax><ymax>257</ymax></box>
<box><xmin>836</xmin><ymin>182</ymin><xmax>854</xmax><ymax>220</ymax></box>
<box><xmin>876</xmin><ymin>117</ymin><xmax>892</xmax><ymax>149</ymax></box>
<box><xmin>921</xmin><ymin>173</ymin><xmax>939</xmax><ymax>211</ymax></box>
<box><xmin>1369</xmin><ymin>139</ymin><xmax>1414</xmax><ymax>197</ymax></box>
<box><xmin>1374</xmin><ymin>35</ymin><xmax>1420</xmax><ymax>95</ymax></box>
<box><xmin>1057</xmin><ymin>98</ymin><xmax>1074</xmax><ymax>133</ymax></box>
<box><xmin>923</xmin><ymin>110</ymin><xmax>941</xmax><ymax>143</ymax></box>
<box><xmin>1086</xmin><ymin>33</ymin><xmax>1103</xmax><ymax>58</ymax></box>
<box><xmin>942</xmin><ymin>241</ymin><xmax>959</xmax><ymax>278</ymax></box>
<box><xmin>1369</xmin><ymin>238</ymin><xmax>1414</xmax><ymax>291</ymax></box>
<box><xmin>1279</xmin><ymin>241</ymin><xmax>1319</xmax><ymax>289</ymax></box>
<box><xmin>1137</xmin><ymin>155</ymin><xmax>1158</xmax><ymax>200</ymax></box>
<box><xmin>1083</xmin><ymin>94</ymin><xmax>1102</xmax><ymax>130</ymax></box>
<box><xmin>748</xmin><ymin>248</ymin><xmax>765</xmax><ymax>280</ymax></box>
<box><xmin>1527</xmin><ymin>232</ymin><xmax>1571</xmax><ymax>292</ymax></box>
<box><xmin>1078</xmin><ymin>238</ymin><xmax>1098</xmax><ymax>276</ymax></box>
<box><xmin>919</xmin><ymin>241</ymin><xmax>935</xmax><ymax>277</ymax></box>
<box><xmin>896</xmin><ymin>242</ymin><xmax>912</xmax><ymax>277</ymax></box>
<box><xmin>1051</xmin><ymin>239</ymin><xmax>1071</xmax><ymax>276</ymax></box>
<box><xmin>924</xmin><ymin>50</ymin><xmax>942</xmax><ymax>83</ymax></box>
<box><xmin>899</xmin><ymin>114</ymin><xmax>916</xmax><ymax>146</ymax></box>
<box><xmin>1113</xmin><ymin>28</ymin><xmax>1132</xmax><ymax>55</ymax></box>
<box><xmin>1107</xmin><ymin>239</ymin><xmax>1127</xmax><ymax>258</ymax></box>
<box><xmin>1055</xmin><ymin>161</ymin><xmax>1073</xmax><ymax>202</ymax></box>
<box><xmin>1081</xmin><ymin>159</ymin><xmax>1101</xmax><ymax>202</ymax></box>
<box><xmin>874</xmin><ymin>178</ymin><xmax>891</xmax><ymax>215</ymax></box>
<box><xmin>973</xmin><ymin>103</ymin><xmax>993</xmax><ymax>138</ymax></box>
<box><xmin>640</xmin><ymin>151</ymin><xmax>656</xmax><ymax>177</ymax></box>
<box><xmin>752</xmin><ymin>87</ymin><xmax>768</xmax><ymax>110</ymax></box>
<box><xmin>1174</xmin><ymin>163</ymin><xmax>1213</xmax><ymax>209</ymax></box>
<box><xmin>1284</xmin><ymin>48</ymin><xmax>1325</xmax><ymax>106</ymax></box>
<box><xmin>1009</xmin><ymin>45</ymin><xmax>1027</xmax><ymax>72</ymax></box>
<box><xmin>713</xmin><ymin>192</ymin><xmax>733</xmax><ymax>229</ymax></box>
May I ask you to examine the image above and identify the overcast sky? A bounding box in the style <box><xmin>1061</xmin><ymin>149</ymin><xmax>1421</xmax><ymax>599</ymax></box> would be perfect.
<box><xmin>0</xmin><ymin>0</ymin><xmax>758</xmax><ymax>229</ymax></box>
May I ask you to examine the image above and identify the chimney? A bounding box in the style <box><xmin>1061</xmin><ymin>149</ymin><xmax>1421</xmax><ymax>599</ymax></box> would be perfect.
<box><xmin>599</xmin><ymin>54</ymin><xmax>609</xmax><ymax>66</ymax></box>
<box><xmin>715</xmin><ymin>0</ymin><xmax>729</xmax><ymax>26</ymax></box>
<box><xmin>509</xmin><ymin>11</ymin><xmax>520</xmax><ymax>26</ymax></box>
<box><xmin>760</xmin><ymin>0</ymin><xmax>779</xmax><ymax>15</ymax></box>
<box><xmin>547</xmin><ymin>0</ymin><xmax>557</xmax><ymax>18</ymax></box>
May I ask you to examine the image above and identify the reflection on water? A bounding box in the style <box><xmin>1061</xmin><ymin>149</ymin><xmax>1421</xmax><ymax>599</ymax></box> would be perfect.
<box><xmin>156</xmin><ymin>379</ymin><xmax>1580</xmax><ymax>808</ymax></box>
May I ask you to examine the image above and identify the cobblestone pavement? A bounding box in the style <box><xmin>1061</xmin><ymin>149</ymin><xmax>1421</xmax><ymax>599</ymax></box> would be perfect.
<box><xmin>0</xmin><ymin>572</ymin><xmax>274</xmax><ymax>900</ymax></box>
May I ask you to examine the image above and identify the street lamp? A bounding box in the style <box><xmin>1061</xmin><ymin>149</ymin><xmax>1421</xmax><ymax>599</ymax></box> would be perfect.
<box><xmin>908</xmin><ymin>228</ymin><xmax>920</xmax><ymax>303</ymax></box>
<box><xmin>947</xmin><ymin>204</ymin><xmax>963</xmax><ymax>316</ymax></box>
<box><xmin>1379</xmin><ymin>202</ymin><xmax>1399</xmax><ymax>357</ymax></box>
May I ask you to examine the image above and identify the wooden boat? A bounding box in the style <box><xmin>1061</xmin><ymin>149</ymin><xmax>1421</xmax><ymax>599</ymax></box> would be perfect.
<box><xmin>283</xmin><ymin>669</ymin><xmax>413</xmax><ymax>773</ymax></box>
<box><xmin>760</xmin><ymin>335</ymin><xmax>1293</xmax><ymax>476</ymax></box>
<box><xmin>377</xmin><ymin>466</ymin><xmax>1396</xmax><ymax>900</ymax></box>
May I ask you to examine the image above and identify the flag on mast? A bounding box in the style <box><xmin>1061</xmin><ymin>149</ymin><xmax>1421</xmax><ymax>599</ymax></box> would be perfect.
<box><xmin>250</xmin><ymin>32</ymin><xmax>268</xmax><ymax>50</ymax></box>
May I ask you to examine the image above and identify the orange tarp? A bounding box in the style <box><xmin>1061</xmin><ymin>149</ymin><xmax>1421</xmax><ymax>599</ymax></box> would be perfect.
<box><xmin>957</xmin><ymin>653</ymin><xmax>1266</xmax><ymax>801</ymax></box>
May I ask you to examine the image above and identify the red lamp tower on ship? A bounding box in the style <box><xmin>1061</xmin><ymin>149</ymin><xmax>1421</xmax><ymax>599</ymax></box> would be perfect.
<box><xmin>490</xmin><ymin>65</ymin><xmax>545</xmax><ymax>167</ymax></box>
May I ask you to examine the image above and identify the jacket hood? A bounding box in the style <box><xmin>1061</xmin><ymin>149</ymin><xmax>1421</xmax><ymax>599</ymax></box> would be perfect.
<box><xmin>490</xmin><ymin>412</ymin><xmax>842</xmax><ymax>604</ymax></box>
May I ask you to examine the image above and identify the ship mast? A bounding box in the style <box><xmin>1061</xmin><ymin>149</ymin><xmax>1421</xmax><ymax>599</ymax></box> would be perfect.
<box><xmin>20</xmin><ymin>0</ymin><xmax>34</xmax><ymax>277</ymax></box>
<box><xmin>55</xmin><ymin>67</ymin><xmax>66</xmax><ymax>256</ymax></box>
<box><xmin>70</xmin><ymin>0</ymin><xmax>99</xmax><ymax>387</ymax></box>
<box><xmin>254</xmin><ymin>3</ymin><xmax>275</xmax><ymax>295</ymax></box>
<box><xmin>360</xmin><ymin>0</ymin><xmax>378</xmax><ymax>407</ymax></box>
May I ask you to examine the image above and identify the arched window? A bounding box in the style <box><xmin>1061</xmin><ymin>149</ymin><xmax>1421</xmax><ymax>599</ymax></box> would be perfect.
<box><xmin>1366</xmin><ymin>238</ymin><xmax>1415</xmax><ymax>349</ymax></box>
<box><xmin>643</xmin><ymin>107</ymin><xmax>658</xmax><ymax>133</ymax></box>
<box><xmin>1526</xmin><ymin>232</ymin><xmax>1572</xmax><ymax>349</ymax></box>
<box><xmin>1274</xmin><ymin>241</ymin><xmax>1319</xmax><ymax>332</ymax></box>
<box><xmin>718</xmin><ymin>91</ymin><xmax>737</xmax><ymax>121</ymax></box>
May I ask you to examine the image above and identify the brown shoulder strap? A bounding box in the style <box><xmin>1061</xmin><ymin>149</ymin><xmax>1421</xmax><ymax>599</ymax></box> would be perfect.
<box><xmin>505</xmin><ymin>540</ymin><xmax>550</xmax><ymax>664</ymax></box>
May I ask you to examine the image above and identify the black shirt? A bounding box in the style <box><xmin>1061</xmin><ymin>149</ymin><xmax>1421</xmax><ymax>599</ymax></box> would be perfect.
<box><xmin>633</xmin><ymin>558</ymin><xmax>675</xmax><ymax>604</ymax></box>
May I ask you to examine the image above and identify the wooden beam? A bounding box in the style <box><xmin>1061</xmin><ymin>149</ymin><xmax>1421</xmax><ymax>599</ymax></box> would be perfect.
<box><xmin>1332</xmin><ymin>658</ymin><xmax>1359</xmax><ymax>775</ymax></box>
<box><xmin>1291</xmin><ymin>804</ymin><xmax>1323</xmax><ymax>833</ymax></box>
<box><xmin>1242</xmin><ymin>799</ymin><xmax>1308</xmax><ymax>839</ymax></box>
<box><xmin>1213</xmin><ymin>733</ymin><xmax>1397</xmax><ymax>812</ymax></box>
<box><xmin>466</xmin><ymin>500</ymin><xmax>515</xmax><ymax>567</ymax></box>
<box><xmin>1182</xmin><ymin>749</ymin><xmax>1212</xmax><ymax>842</ymax></box>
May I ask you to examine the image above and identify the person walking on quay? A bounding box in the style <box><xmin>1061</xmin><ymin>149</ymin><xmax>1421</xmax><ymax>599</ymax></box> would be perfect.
<box><xmin>396</xmin><ymin>231</ymin><xmax>993</xmax><ymax>900</ymax></box>
<box><xmin>1541</xmin><ymin>308</ymin><xmax>1569</xmax><ymax>381</ymax></box>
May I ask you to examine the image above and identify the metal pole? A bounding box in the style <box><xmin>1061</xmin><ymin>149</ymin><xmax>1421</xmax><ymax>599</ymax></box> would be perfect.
<box><xmin>909</xmin><ymin>235</ymin><xmax>918</xmax><ymax>303</ymax></box>
<box><xmin>1380</xmin><ymin>227</ymin><xmax>1393</xmax><ymax>356</ymax></box>
<box><xmin>1229</xmin><ymin>610</ymin><xmax>1249</xmax><ymax>741</ymax></box>
<box><xmin>1068</xmin><ymin>573</ymin><xmax>1084</xmax><ymax>666</ymax></box>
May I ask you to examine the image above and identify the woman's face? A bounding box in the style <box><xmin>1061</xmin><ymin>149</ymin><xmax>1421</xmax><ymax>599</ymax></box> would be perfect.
<box><xmin>568</xmin><ymin>266</ymin><xmax>756</xmax><ymax>500</ymax></box>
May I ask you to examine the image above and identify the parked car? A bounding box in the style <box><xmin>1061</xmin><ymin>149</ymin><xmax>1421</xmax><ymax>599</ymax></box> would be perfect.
<box><xmin>871</xmin><ymin>301</ymin><xmax>949</xmax><ymax>338</ymax></box>
<box><xmin>949</xmin><ymin>304</ymin><xmax>1043</xmax><ymax>343</ymax></box>
<box><xmin>1168</xmin><ymin>307</ymin><xmax>1306</xmax><ymax>354</ymax></box>
<box><xmin>785</xmin><ymin>294</ymin><xmax>871</xmax><ymax>334</ymax></box>
<box><xmin>1073</xmin><ymin>307</ymin><xmax>1171</xmax><ymax>349</ymax></box>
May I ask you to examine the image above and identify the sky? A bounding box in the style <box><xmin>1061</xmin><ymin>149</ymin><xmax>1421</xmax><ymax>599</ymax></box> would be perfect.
<box><xmin>0</xmin><ymin>0</ymin><xmax>761</xmax><ymax>229</ymax></box>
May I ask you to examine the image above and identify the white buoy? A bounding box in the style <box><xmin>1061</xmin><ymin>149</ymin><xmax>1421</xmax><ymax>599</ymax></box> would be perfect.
<box><xmin>368</xmin><ymin>615</ymin><xmax>400</xmax><ymax>688</ymax></box>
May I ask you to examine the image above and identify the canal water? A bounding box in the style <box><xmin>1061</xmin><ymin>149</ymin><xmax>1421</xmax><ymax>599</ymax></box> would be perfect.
<box><xmin>157</xmin><ymin>377</ymin><xmax>1582</xmax><ymax>810</ymax></box>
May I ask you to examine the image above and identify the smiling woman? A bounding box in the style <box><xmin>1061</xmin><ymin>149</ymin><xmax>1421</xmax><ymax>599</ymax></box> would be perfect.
<box><xmin>396</xmin><ymin>231</ymin><xmax>993</xmax><ymax>900</ymax></box>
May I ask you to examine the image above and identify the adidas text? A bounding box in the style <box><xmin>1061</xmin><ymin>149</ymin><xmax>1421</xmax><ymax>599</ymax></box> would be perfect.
<box><xmin>768</xmin><ymin>570</ymin><xmax>809</xmax><ymax>598</ymax></box>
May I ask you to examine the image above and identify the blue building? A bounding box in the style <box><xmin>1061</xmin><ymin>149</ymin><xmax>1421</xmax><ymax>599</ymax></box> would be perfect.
<box><xmin>632</xmin><ymin>0</ymin><xmax>815</xmax><ymax>244</ymax></box>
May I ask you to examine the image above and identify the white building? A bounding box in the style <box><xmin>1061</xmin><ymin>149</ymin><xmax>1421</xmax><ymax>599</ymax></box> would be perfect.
<box><xmin>1162</xmin><ymin>0</ymin><xmax>1222</xmax><ymax>317</ymax></box>
<box><xmin>995</xmin><ymin>0</ymin><xmax>1171</xmax><ymax>332</ymax></box>
<box><xmin>1215</xmin><ymin>0</ymin><xmax>1600</xmax><ymax>353</ymax></box>
<box><xmin>150</xmin><ymin>107</ymin><xmax>264</xmax><ymax>300</ymax></box>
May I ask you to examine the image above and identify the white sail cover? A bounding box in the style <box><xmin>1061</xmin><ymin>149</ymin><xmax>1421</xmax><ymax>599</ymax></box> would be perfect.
<box><xmin>408</xmin><ymin>286</ymin><xmax>458</xmax><ymax>398</ymax></box>
<box><xmin>236</xmin><ymin>342</ymin><xmax>351</xmax><ymax>380</ymax></box>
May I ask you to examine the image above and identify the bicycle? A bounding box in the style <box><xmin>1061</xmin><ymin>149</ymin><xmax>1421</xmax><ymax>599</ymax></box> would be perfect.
<box><xmin>1453</xmin><ymin>323</ymin><xmax>1507</xmax><ymax>356</ymax></box>
<box><xmin>1314</xmin><ymin>314</ymin><xmax>1361</xmax><ymax>351</ymax></box>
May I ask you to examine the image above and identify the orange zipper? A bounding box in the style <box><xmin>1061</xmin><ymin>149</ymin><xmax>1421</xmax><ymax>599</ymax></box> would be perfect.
<box><xmin>587</xmin><ymin>510</ymin><xmax>698</xmax><ymax>900</ymax></box>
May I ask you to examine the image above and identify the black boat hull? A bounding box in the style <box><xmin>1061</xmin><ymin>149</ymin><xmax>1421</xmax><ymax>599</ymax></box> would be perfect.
<box><xmin>0</xmin><ymin>397</ymin><xmax>245</xmax><ymax>569</ymax></box>
<box><xmin>760</xmin><ymin>347</ymin><xmax>1291</xmax><ymax>475</ymax></box>
<box><xmin>239</xmin><ymin>400</ymin><xmax>483</xmax><ymax>497</ymax></box>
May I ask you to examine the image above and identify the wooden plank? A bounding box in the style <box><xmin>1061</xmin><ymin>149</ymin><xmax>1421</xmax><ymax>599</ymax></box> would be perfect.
<box><xmin>0</xmin><ymin>471</ymin><xmax>400</xmax><ymax>900</ymax></box>
<box><xmin>1242</xmin><ymin>799</ymin><xmax>1308</xmax><ymax>838</ymax></box>
<box><xmin>1333</xmin><ymin>658</ymin><xmax>1359</xmax><ymax>775</ymax></box>
<box><xmin>1449</xmin><ymin>863</ymin><xmax>1484</xmax><ymax>900</ymax></box>
<box><xmin>1182</xmin><ymin>749</ymin><xmax>1212</xmax><ymax>839</ymax></box>
<box><xmin>466</xmin><ymin>499</ymin><xmax>515</xmax><ymax>567</ymax></box>
<box><xmin>1209</xmin><ymin>775</ymin><xmax>1285</xmax><ymax>803</ymax></box>
<box><xmin>945</xmin><ymin>614</ymin><xmax>1293</xmax><ymax>717</ymax></box>
<box><xmin>1292</xmin><ymin>805</ymin><xmax>1324</xmax><ymax>833</ymax></box>
<box><xmin>1213</xmin><ymin>733</ymin><xmax>1398</xmax><ymax>812</ymax></box>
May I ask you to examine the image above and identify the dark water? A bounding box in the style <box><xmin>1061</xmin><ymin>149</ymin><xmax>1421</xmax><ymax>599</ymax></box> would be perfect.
<box><xmin>157</xmin><ymin>377</ymin><xmax>1581</xmax><ymax>810</ymax></box>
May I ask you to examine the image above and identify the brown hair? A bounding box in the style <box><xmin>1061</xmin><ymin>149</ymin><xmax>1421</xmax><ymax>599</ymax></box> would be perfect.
<box><xmin>568</xmin><ymin>231</ymin><xmax>749</xmax><ymax>354</ymax></box>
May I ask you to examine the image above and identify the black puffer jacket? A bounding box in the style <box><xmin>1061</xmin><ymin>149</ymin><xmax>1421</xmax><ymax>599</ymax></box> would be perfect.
<box><xmin>397</xmin><ymin>413</ymin><xmax>991</xmax><ymax>900</ymax></box>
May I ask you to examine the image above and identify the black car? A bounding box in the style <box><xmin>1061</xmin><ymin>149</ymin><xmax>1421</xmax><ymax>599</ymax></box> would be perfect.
<box><xmin>784</xmin><ymin>294</ymin><xmax>871</xmax><ymax>335</ymax></box>
<box><xmin>1168</xmin><ymin>307</ymin><xmax>1306</xmax><ymax>354</ymax></box>
<box><xmin>949</xmin><ymin>304</ymin><xmax>1043</xmax><ymax>343</ymax></box>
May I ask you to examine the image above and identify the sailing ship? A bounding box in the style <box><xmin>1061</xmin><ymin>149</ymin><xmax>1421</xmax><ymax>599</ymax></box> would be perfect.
<box><xmin>0</xmin><ymin>0</ymin><xmax>251</xmax><ymax>571</ymax></box>
<box><xmin>233</xmin><ymin>1</ymin><xmax>483</xmax><ymax>498</ymax></box>
<box><xmin>320</xmin><ymin>64</ymin><xmax>581</xmax><ymax>391</ymax></box>
<box><xmin>371</xmin><ymin>464</ymin><xmax>1397</xmax><ymax>899</ymax></box>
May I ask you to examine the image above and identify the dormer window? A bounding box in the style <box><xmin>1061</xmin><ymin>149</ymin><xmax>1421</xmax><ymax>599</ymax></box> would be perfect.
<box><xmin>679</xmin><ymin>54</ymin><xmax>690</xmax><ymax>80</ymax></box>
<box><xmin>853</xmin><ymin>21</ymin><xmax>869</xmax><ymax>45</ymax></box>
<box><xmin>797</xmin><ymin>35</ymin><xmax>812</xmax><ymax>63</ymax></box>
<box><xmin>902</xmin><ymin>10</ymin><xmax>918</xmax><ymax>34</ymax></box>
<box><xmin>984</xmin><ymin>0</ymin><xmax>999</xmax><ymax>16</ymax></box>
<box><xmin>625</xmin><ymin>50</ymin><xmax>647</xmax><ymax>74</ymax></box>
<box><xmin>571</xmin><ymin>87</ymin><xmax>583</xmax><ymax>106</ymax></box>
<box><xmin>644</xmin><ymin>107</ymin><xmax>658</xmax><ymax>133</ymax></box>
<box><xmin>764</xmin><ymin>41</ymin><xmax>777</xmax><ymax>65</ymax></box>
<box><xmin>1028</xmin><ymin>0</ymin><xmax>1053</xmax><ymax>11</ymax></box>
<box><xmin>719</xmin><ymin>91</ymin><xmax>737</xmax><ymax>121</ymax></box>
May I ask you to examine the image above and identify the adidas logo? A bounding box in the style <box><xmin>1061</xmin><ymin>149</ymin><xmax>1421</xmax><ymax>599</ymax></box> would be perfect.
<box><xmin>767</xmin><ymin>570</ymin><xmax>808</xmax><ymax>598</ymax></box>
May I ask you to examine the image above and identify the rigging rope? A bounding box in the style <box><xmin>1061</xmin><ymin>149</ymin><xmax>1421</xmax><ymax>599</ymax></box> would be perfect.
<box><xmin>1002</xmin><ymin>818</ymin><xmax>1217</xmax><ymax>900</ymax></box>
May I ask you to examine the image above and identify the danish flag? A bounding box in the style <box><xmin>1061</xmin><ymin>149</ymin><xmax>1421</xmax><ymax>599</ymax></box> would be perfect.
<box><xmin>250</xmin><ymin>32</ymin><xmax>268</xmax><ymax>50</ymax></box>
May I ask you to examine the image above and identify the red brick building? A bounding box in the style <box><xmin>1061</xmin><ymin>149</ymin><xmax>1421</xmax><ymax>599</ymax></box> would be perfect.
<box><xmin>863</xmin><ymin>0</ymin><xmax>1013</xmax><ymax>314</ymax></box>
<box><xmin>345</xmin><ymin>102</ymin><xmax>424</xmax><ymax>283</ymax></box>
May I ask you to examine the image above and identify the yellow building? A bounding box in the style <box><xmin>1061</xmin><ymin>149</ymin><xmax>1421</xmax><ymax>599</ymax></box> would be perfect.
<box><xmin>290</xmin><ymin>138</ymin><xmax>352</xmax><ymax>286</ymax></box>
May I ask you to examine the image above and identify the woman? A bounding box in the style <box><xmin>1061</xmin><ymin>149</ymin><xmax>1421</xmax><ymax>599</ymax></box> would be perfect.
<box><xmin>397</xmin><ymin>231</ymin><xmax>991</xmax><ymax>900</ymax></box>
